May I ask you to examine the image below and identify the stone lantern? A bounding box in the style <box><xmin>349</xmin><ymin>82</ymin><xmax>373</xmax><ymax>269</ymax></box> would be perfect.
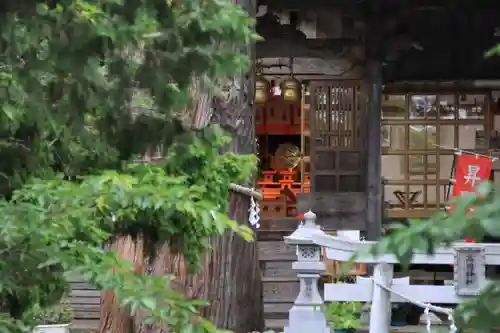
<box><xmin>283</xmin><ymin>211</ymin><xmax>330</xmax><ymax>333</ymax></box>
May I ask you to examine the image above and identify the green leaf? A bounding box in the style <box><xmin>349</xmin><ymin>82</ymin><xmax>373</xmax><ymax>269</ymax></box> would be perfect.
<box><xmin>142</xmin><ymin>297</ymin><xmax>156</xmax><ymax>310</ymax></box>
<box><xmin>142</xmin><ymin>315</ymin><xmax>156</xmax><ymax>325</ymax></box>
<box><xmin>2</xmin><ymin>104</ymin><xmax>16</xmax><ymax>120</ymax></box>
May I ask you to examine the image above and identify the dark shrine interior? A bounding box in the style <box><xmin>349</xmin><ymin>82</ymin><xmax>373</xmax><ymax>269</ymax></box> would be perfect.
<box><xmin>256</xmin><ymin>0</ymin><xmax>500</xmax><ymax>82</ymax></box>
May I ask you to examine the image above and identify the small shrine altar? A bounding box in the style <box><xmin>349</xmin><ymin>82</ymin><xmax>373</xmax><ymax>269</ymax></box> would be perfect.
<box><xmin>254</xmin><ymin>58</ymin><xmax>311</xmax><ymax>219</ymax></box>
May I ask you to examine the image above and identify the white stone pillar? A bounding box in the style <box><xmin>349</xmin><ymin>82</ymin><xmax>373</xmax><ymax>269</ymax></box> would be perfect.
<box><xmin>283</xmin><ymin>211</ymin><xmax>330</xmax><ymax>333</ymax></box>
<box><xmin>369</xmin><ymin>262</ymin><xmax>393</xmax><ymax>333</ymax></box>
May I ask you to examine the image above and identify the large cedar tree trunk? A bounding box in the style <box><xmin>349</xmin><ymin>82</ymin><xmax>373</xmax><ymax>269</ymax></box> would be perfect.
<box><xmin>201</xmin><ymin>0</ymin><xmax>264</xmax><ymax>329</ymax></box>
<box><xmin>99</xmin><ymin>236</ymin><xmax>145</xmax><ymax>333</ymax></box>
<box><xmin>203</xmin><ymin>193</ymin><xmax>263</xmax><ymax>332</ymax></box>
<box><xmin>98</xmin><ymin>0</ymin><xmax>263</xmax><ymax>331</ymax></box>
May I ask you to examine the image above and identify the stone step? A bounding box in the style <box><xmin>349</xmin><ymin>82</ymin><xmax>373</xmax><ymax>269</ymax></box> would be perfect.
<box><xmin>263</xmin><ymin>302</ymin><xmax>292</xmax><ymax>319</ymax></box>
<box><xmin>263</xmin><ymin>278</ymin><xmax>299</xmax><ymax>304</ymax></box>
<box><xmin>265</xmin><ymin>318</ymin><xmax>288</xmax><ymax>331</ymax></box>
<box><xmin>261</xmin><ymin>260</ymin><xmax>295</xmax><ymax>278</ymax></box>
<box><xmin>258</xmin><ymin>240</ymin><xmax>296</xmax><ymax>262</ymax></box>
<box><xmin>262</xmin><ymin>276</ymin><xmax>297</xmax><ymax>282</ymax></box>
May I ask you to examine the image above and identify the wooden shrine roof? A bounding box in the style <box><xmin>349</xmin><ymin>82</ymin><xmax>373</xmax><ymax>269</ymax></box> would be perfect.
<box><xmin>257</xmin><ymin>0</ymin><xmax>500</xmax><ymax>81</ymax></box>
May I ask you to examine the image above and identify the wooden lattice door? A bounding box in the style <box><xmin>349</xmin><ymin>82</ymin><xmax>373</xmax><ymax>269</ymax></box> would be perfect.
<box><xmin>309</xmin><ymin>81</ymin><xmax>365</xmax><ymax>193</ymax></box>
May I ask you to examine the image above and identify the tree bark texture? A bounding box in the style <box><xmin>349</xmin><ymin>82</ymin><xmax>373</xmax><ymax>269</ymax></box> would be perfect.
<box><xmin>203</xmin><ymin>193</ymin><xmax>263</xmax><ymax>332</ymax></box>
<box><xmin>202</xmin><ymin>0</ymin><xmax>263</xmax><ymax>329</ymax></box>
<box><xmin>99</xmin><ymin>0</ymin><xmax>262</xmax><ymax>330</ymax></box>
<box><xmin>99</xmin><ymin>236</ymin><xmax>145</xmax><ymax>333</ymax></box>
<box><xmin>133</xmin><ymin>246</ymin><xmax>210</xmax><ymax>333</ymax></box>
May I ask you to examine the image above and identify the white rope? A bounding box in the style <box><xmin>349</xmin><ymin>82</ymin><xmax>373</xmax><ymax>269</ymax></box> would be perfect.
<box><xmin>371</xmin><ymin>277</ymin><xmax>452</xmax><ymax>315</ymax></box>
<box><xmin>371</xmin><ymin>277</ymin><xmax>457</xmax><ymax>332</ymax></box>
<box><xmin>248</xmin><ymin>190</ymin><xmax>260</xmax><ymax>229</ymax></box>
<box><xmin>424</xmin><ymin>305</ymin><xmax>431</xmax><ymax>332</ymax></box>
<box><xmin>448</xmin><ymin>313</ymin><xmax>458</xmax><ymax>332</ymax></box>
<box><xmin>432</xmin><ymin>144</ymin><xmax>499</xmax><ymax>162</ymax></box>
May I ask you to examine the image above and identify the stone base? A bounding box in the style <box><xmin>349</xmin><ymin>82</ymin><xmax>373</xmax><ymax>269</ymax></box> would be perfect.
<box><xmin>284</xmin><ymin>305</ymin><xmax>330</xmax><ymax>333</ymax></box>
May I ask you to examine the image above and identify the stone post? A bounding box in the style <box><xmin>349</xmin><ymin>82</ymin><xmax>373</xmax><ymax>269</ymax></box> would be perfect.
<box><xmin>283</xmin><ymin>211</ymin><xmax>330</xmax><ymax>333</ymax></box>
<box><xmin>369</xmin><ymin>262</ymin><xmax>393</xmax><ymax>333</ymax></box>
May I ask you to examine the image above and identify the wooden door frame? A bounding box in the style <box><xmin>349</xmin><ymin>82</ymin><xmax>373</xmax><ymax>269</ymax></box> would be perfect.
<box><xmin>309</xmin><ymin>80</ymin><xmax>363</xmax><ymax>193</ymax></box>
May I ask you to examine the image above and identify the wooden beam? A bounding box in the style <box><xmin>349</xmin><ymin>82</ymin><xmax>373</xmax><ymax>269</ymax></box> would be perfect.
<box><xmin>258</xmin><ymin>57</ymin><xmax>362</xmax><ymax>78</ymax></box>
<box><xmin>256</xmin><ymin>37</ymin><xmax>359</xmax><ymax>58</ymax></box>
<box><xmin>260</xmin><ymin>0</ymin><xmax>357</xmax><ymax>10</ymax></box>
<box><xmin>259</xmin><ymin>211</ymin><xmax>366</xmax><ymax>232</ymax></box>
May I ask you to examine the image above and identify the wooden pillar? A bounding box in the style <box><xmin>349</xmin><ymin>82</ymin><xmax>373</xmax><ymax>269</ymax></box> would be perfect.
<box><xmin>365</xmin><ymin>59</ymin><xmax>383</xmax><ymax>240</ymax></box>
<box><xmin>364</xmin><ymin>8</ymin><xmax>384</xmax><ymax>241</ymax></box>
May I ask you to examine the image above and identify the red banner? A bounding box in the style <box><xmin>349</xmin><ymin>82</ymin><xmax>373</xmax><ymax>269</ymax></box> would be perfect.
<box><xmin>452</xmin><ymin>153</ymin><xmax>492</xmax><ymax>197</ymax></box>
<box><xmin>450</xmin><ymin>153</ymin><xmax>492</xmax><ymax>245</ymax></box>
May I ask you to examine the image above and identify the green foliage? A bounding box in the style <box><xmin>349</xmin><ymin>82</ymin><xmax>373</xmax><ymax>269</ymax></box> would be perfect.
<box><xmin>0</xmin><ymin>0</ymin><xmax>258</xmax><ymax>332</ymax></box>
<box><xmin>323</xmin><ymin>302</ymin><xmax>361</xmax><ymax>329</ymax></box>
<box><xmin>358</xmin><ymin>181</ymin><xmax>500</xmax><ymax>332</ymax></box>
<box><xmin>0</xmin><ymin>128</ymin><xmax>256</xmax><ymax>333</ymax></box>
<box><xmin>28</xmin><ymin>303</ymin><xmax>74</xmax><ymax>325</ymax></box>
<box><xmin>486</xmin><ymin>44</ymin><xmax>500</xmax><ymax>57</ymax></box>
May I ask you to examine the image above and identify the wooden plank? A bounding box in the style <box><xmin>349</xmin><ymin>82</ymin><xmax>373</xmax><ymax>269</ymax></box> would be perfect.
<box><xmin>70</xmin><ymin>290</ymin><xmax>101</xmax><ymax>298</ymax></box>
<box><xmin>69</xmin><ymin>283</ymin><xmax>96</xmax><ymax>290</ymax></box>
<box><xmin>296</xmin><ymin>193</ymin><xmax>367</xmax><ymax>230</ymax></box>
<box><xmin>74</xmin><ymin>310</ymin><xmax>100</xmax><ymax>319</ymax></box>
<box><xmin>264</xmin><ymin>302</ymin><xmax>293</xmax><ymax>315</ymax></box>
<box><xmin>262</xmin><ymin>277</ymin><xmax>298</xmax><ymax>282</ymax></box>
<box><xmin>69</xmin><ymin>297</ymin><xmax>101</xmax><ymax>305</ymax></box>
<box><xmin>257</xmin><ymin>230</ymin><xmax>290</xmax><ymax>241</ymax></box>
<box><xmin>259</xmin><ymin>57</ymin><xmax>360</xmax><ymax>77</ymax></box>
<box><xmin>297</xmin><ymin>192</ymin><xmax>366</xmax><ymax>214</ymax></box>
<box><xmin>259</xmin><ymin>217</ymin><xmax>300</xmax><ymax>232</ymax></box>
<box><xmin>262</xmin><ymin>261</ymin><xmax>294</xmax><ymax>277</ymax></box>
<box><xmin>258</xmin><ymin>241</ymin><xmax>296</xmax><ymax>261</ymax></box>
<box><xmin>259</xmin><ymin>214</ymin><xmax>366</xmax><ymax>232</ymax></box>
<box><xmin>264</xmin><ymin>318</ymin><xmax>288</xmax><ymax>330</ymax></box>
<box><xmin>72</xmin><ymin>319</ymin><xmax>99</xmax><ymax>330</ymax></box>
<box><xmin>72</xmin><ymin>304</ymin><xmax>100</xmax><ymax>311</ymax></box>
<box><xmin>263</xmin><ymin>281</ymin><xmax>299</xmax><ymax>303</ymax></box>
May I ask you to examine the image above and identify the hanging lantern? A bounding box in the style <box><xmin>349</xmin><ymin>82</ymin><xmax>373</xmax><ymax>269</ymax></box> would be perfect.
<box><xmin>280</xmin><ymin>76</ymin><xmax>301</xmax><ymax>102</ymax></box>
<box><xmin>280</xmin><ymin>57</ymin><xmax>301</xmax><ymax>102</ymax></box>
<box><xmin>255</xmin><ymin>75</ymin><xmax>270</xmax><ymax>104</ymax></box>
